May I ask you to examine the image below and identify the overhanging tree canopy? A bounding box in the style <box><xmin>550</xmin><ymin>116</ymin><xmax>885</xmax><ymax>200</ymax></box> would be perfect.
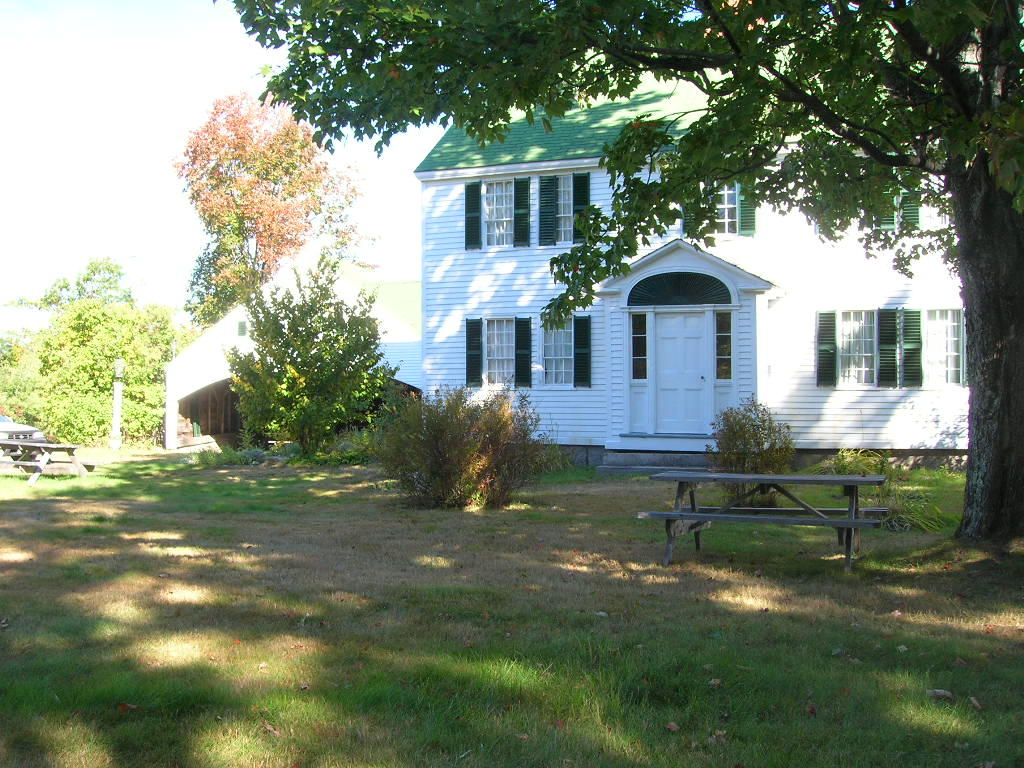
<box><xmin>232</xmin><ymin>0</ymin><xmax>1024</xmax><ymax>540</ymax></box>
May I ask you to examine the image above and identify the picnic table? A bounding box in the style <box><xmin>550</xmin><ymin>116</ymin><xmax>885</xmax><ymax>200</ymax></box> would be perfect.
<box><xmin>0</xmin><ymin>439</ymin><xmax>92</xmax><ymax>485</ymax></box>
<box><xmin>637</xmin><ymin>471</ymin><xmax>887</xmax><ymax>573</ymax></box>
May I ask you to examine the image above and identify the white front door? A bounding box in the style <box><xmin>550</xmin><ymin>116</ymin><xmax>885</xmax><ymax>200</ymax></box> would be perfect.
<box><xmin>654</xmin><ymin>311</ymin><xmax>712</xmax><ymax>434</ymax></box>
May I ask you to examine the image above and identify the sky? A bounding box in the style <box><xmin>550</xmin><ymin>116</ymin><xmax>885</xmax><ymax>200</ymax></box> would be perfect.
<box><xmin>0</xmin><ymin>0</ymin><xmax>442</xmax><ymax>334</ymax></box>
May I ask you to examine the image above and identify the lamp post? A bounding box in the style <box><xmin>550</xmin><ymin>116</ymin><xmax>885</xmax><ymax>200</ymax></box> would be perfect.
<box><xmin>109</xmin><ymin>357</ymin><xmax>125</xmax><ymax>450</ymax></box>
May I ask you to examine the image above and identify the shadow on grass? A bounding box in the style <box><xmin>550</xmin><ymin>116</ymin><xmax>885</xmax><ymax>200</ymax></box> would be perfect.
<box><xmin>0</xmin><ymin>460</ymin><xmax>1021</xmax><ymax>767</ymax></box>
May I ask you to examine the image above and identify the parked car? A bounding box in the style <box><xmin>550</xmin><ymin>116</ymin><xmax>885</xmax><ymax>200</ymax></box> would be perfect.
<box><xmin>0</xmin><ymin>415</ymin><xmax>46</xmax><ymax>442</ymax></box>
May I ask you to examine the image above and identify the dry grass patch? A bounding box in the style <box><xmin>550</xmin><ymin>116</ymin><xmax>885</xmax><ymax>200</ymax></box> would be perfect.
<box><xmin>0</xmin><ymin>462</ymin><xmax>1020</xmax><ymax>767</ymax></box>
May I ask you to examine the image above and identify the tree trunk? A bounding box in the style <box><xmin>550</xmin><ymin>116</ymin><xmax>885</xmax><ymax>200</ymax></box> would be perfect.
<box><xmin>951</xmin><ymin>159</ymin><xmax>1024</xmax><ymax>540</ymax></box>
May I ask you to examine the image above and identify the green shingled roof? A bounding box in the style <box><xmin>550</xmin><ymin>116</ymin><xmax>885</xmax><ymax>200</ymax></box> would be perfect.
<box><xmin>415</xmin><ymin>82</ymin><xmax>703</xmax><ymax>173</ymax></box>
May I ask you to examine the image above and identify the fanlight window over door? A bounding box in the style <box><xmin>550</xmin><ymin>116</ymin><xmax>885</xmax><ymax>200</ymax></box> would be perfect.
<box><xmin>627</xmin><ymin>272</ymin><xmax>732</xmax><ymax>306</ymax></box>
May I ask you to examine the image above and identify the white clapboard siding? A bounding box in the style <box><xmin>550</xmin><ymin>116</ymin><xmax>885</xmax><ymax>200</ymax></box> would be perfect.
<box><xmin>418</xmin><ymin>160</ymin><xmax>967</xmax><ymax>451</ymax></box>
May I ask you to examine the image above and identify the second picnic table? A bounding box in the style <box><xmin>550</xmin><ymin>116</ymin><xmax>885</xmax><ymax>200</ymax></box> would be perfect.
<box><xmin>638</xmin><ymin>470</ymin><xmax>887</xmax><ymax>572</ymax></box>
<box><xmin>0</xmin><ymin>439</ymin><xmax>91</xmax><ymax>485</ymax></box>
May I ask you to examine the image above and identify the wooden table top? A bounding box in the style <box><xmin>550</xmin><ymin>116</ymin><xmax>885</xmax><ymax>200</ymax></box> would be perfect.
<box><xmin>650</xmin><ymin>470</ymin><xmax>887</xmax><ymax>486</ymax></box>
<box><xmin>0</xmin><ymin>440</ymin><xmax>80</xmax><ymax>451</ymax></box>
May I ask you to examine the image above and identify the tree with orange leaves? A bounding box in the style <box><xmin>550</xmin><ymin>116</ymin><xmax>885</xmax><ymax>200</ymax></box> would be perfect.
<box><xmin>178</xmin><ymin>93</ymin><xmax>358</xmax><ymax>326</ymax></box>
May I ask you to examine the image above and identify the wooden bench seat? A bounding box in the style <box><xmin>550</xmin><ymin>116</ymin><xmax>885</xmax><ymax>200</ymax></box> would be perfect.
<box><xmin>637</xmin><ymin>509</ymin><xmax>884</xmax><ymax>528</ymax></box>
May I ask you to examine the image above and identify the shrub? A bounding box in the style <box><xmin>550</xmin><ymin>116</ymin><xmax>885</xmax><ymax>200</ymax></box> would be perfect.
<box><xmin>474</xmin><ymin>392</ymin><xmax>549</xmax><ymax>508</ymax></box>
<box><xmin>706</xmin><ymin>397</ymin><xmax>795</xmax><ymax>506</ymax></box>
<box><xmin>817</xmin><ymin>449</ymin><xmax>943</xmax><ymax>531</ymax></box>
<box><xmin>372</xmin><ymin>387</ymin><xmax>549</xmax><ymax>508</ymax></box>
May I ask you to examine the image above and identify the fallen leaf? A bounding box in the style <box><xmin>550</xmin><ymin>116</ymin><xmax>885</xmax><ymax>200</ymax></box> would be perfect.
<box><xmin>555</xmin><ymin>719</ymin><xmax>566</xmax><ymax>729</ymax></box>
<box><xmin>708</xmin><ymin>678</ymin><xmax>722</xmax><ymax>688</ymax></box>
<box><xmin>665</xmin><ymin>722</ymin><xmax>680</xmax><ymax>732</ymax></box>
<box><xmin>897</xmin><ymin>645</ymin><xmax>908</xmax><ymax>653</ymax></box>
<box><xmin>116</xmin><ymin>703</ymin><xmax>139</xmax><ymax>712</ymax></box>
<box><xmin>258</xmin><ymin>662</ymin><xmax>268</xmax><ymax>671</ymax></box>
<box><xmin>707</xmin><ymin>729</ymin><xmax>728</xmax><ymax>745</ymax></box>
<box><xmin>926</xmin><ymin>689</ymin><xmax>955</xmax><ymax>701</ymax></box>
<box><xmin>954</xmin><ymin>657</ymin><xmax>968</xmax><ymax>667</ymax></box>
<box><xmin>890</xmin><ymin>610</ymin><xmax>903</xmax><ymax>618</ymax></box>
<box><xmin>262</xmin><ymin>720</ymin><xmax>281</xmax><ymax>738</ymax></box>
<box><xmin>969</xmin><ymin>696</ymin><xmax>982</xmax><ymax>711</ymax></box>
<box><xmin>158</xmin><ymin>573</ymin><xmax>169</xmax><ymax>579</ymax></box>
<box><xmin>515</xmin><ymin>733</ymin><xmax>529</xmax><ymax>741</ymax></box>
<box><xmin>806</xmin><ymin>705</ymin><xmax>817</xmax><ymax>716</ymax></box>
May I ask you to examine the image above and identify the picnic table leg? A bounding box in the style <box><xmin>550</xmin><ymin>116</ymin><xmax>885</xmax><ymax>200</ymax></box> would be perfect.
<box><xmin>687</xmin><ymin>485</ymin><xmax>703</xmax><ymax>550</ymax></box>
<box><xmin>843</xmin><ymin>487</ymin><xmax>860</xmax><ymax>573</ymax></box>
<box><xmin>663</xmin><ymin>519</ymin><xmax>678</xmax><ymax>566</ymax></box>
<box><xmin>66</xmin><ymin>449</ymin><xmax>88</xmax><ymax>478</ymax></box>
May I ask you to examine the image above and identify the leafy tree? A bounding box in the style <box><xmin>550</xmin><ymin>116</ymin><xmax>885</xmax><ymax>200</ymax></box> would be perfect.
<box><xmin>36</xmin><ymin>301</ymin><xmax>187</xmax><ymax>444</ymax></box>
<box><xmin>227</xmin><ymin>256</ymin><xmax>395</xmax><ymax>455</ymax></box>
<box><xmin>234</xmin><ymin>0</ymin><xmax>1024</xmax><ymax>540</ymax></box>
<box><xmin>35</xmin><ymin>257</ymin><xmax>133</xmax><ymax>310</ymax></box>
<box><xmin>0</xmin><ymin>333</ymin><xmax>45</xmax><ymax>426</ymax></box>
<box><xmin>179</xmin><ymin>93</ymin><xmax>359</xmax><ymax>327</ymax></box>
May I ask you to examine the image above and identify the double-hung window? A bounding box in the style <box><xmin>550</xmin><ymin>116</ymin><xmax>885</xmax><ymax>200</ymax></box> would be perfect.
<box><xmin>543</xmin><ymin>324</ymin><xmax>573</xmax><ymax>384</ymax></box>
<box><xmin>714</xmin><ymin>184</ymin><xmax>739</xmax><ymax>235</ymax></box>
<box><xmin>926</xmin><ymin>309</ymin><xmax>964</xmax><ymax>384</ymax></box>
<box><xmin>485</xmin><ymin>318</ymin><xmax>516</xmax><ymax>384</ymax></box>
<box><xmin>483</xmin><ymin>180</ymin><xmax>514</xmax><ymax>246</ymax></box>
<box><xmin>464</xmin><ymin>179</ymin><xmax>530</xmax><ymax>249</ymax></box>
<box><xmin>555</xmin><ymin>176</ymin><xmax>574</xmax><ymax>243</ymax></box>
<box><xmin>839</xmin><ymin>310</ymin><xmax>876</xmax><ymax>385</ymax></box>
<box><xmin>539</xmin><ymin>172</ymin><xmax>590</xmax><ymax>246</ymax></box>
<box><xmin>681</xmin><ymin>183</ymin><xmax>756</xmax><ymax>237</ymax></box>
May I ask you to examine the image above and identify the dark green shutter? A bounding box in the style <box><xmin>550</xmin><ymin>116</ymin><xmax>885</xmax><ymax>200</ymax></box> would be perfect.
<box><xmin>538</xmin><ymin>176</ymin><xmax>558</xmax><ymax>246</ymax></box>
<box><xmin>682</xmin><ymin>206</ymin><xmax>694</xmax><ymax>237</ymax></box>
<box><xmin>465</xmin><ymin>182</ymin><xmax>481</xmax><ymax>250</ymax></box>
<box><xmin>738</xmin><ymin>184</ymin><xmax>756</xmax><ymax>235</ymax></box>
<box><xmin>901</xmin><ymin>310</ymin><xmax>923</xmax><ymax>386</ymax></box>
<box><xmin>513</xmin><ymin>178</ymin><xmax>530</xmax><ymax>247</ymax></box>
<box><xmin>572</xmin><ymin>172</ymin><xmax>590</xmax><ymax>244</ymax></box>
<box><xmin>877</xmin><ymin>309</ymin><xmax>899</xmax><ymax>387</ymax></box>
<box><xmin>900</xmin><ymin>194</ymin><xmax>921</xmax><ymax>230</ymax></box>
<box><xmin>816</xmin><ymin>312</ymin><xmax>837</xmax><ymax>386</ymax></box>
<box><xmin>573</xmin><ymin>315</ymin><xmax>591</xmax><ymax>387</ymax></box>
<box><xmin>466</xmin><ymin>318</ymin><xmax>482</xmax><ymax>387</ymax></box>
<box><xmin>514</xmin><ymin>317</ymin><xmax>532</xmax><ymax>388</ymax></box>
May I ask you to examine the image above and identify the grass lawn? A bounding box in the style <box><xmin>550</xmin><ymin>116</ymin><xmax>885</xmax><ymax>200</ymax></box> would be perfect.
<box><xmin>0</xmin><ymin>459</ymin><xmax>1021</xmax><ymax>767</ymax></box>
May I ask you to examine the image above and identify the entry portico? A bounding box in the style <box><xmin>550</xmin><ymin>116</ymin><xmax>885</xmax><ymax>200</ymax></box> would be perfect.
<box><xmin>599</xmin><ymin>240</ymin><xmax>773</xmax><ymax>452</ymax></box>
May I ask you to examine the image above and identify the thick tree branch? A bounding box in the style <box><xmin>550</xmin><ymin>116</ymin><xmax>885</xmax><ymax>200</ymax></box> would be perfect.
<box><xmin>886</xmin><ymin>6</ymin><xmax>976</xmax><ymax>118</ymax></box>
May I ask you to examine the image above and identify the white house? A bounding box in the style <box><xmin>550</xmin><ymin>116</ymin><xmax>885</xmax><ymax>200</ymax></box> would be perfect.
<box><xmin>414</xmin><ymin>84</ymin><xmax>968</xmax><ymax>463</ymax></box>
<box><xmin>163</xmin><ymin>268</ymin><xmax>422</xmax><ymax>450</ymax></box>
